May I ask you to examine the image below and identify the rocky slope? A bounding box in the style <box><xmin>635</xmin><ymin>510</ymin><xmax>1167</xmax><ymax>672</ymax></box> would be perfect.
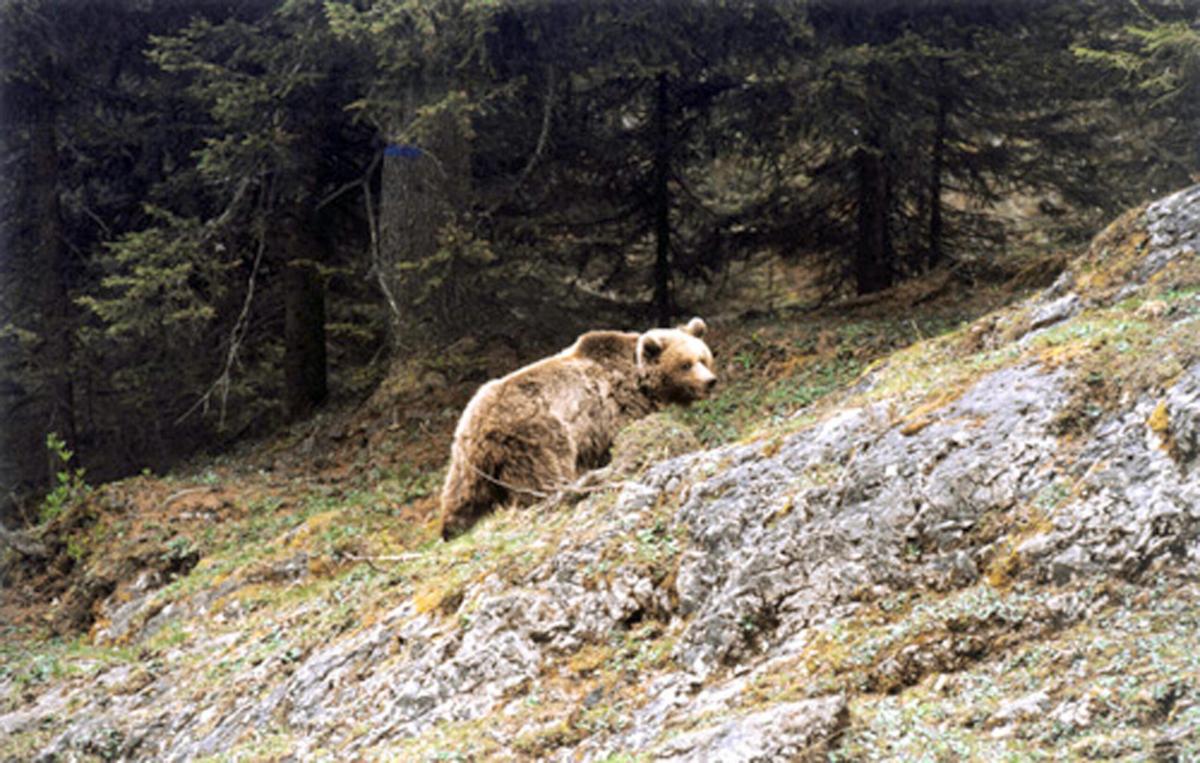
<box><xmin>2</xmin><ymin>186</ymin><xmax>1199</xmax><ymax>760</ymax></box>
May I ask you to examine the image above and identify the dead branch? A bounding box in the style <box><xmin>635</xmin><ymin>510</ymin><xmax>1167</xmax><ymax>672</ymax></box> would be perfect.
<box><xmin>0</xmin><ymin>523</ymin><xmax>51</xmax><ymax>560</ymax></box>
<box><xmin>485</xmin><ymin>66</ymin><xmax>556</xmax><ymax>217</ymax></box>
<box><xmin>363</xmin><ymin>177</ymin><xmax>404</xmax><ymax>330</ymax></box>
<box><xmin>343</xmin><ymin>552</ymin><xmax>425</xmax><ymax>562</ymax></box>
<box><xmin>316</xmin><ymin>150</ymin><xmax>382</xmax><ymax>212</ymax></box>
<box><xmin>163</xmin><ymin>486</ymin><xmax>214</xmax><ymax>508</ymax></box>
<box><xmin>203</xmin><ymin>175</ymin><xmax>253</xmax><ymax>241</ymax></box>
<box><xmin>177</xmin><ymin>179</ymin><xmax>272</xmax><ymax>426</ymax></box>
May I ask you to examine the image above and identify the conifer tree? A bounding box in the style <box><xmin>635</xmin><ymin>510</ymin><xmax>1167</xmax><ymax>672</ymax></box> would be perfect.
<box><xmin>1074</xmin><ymin>0</ymin><xmax>1200</xmax><ymax>193</ymax></box>
<box><xmin>1</xmin><ymin>0</ymin><xmax>211</xmax><ymax>503</ymax></box>
<box><xmin>0</xmin><ymin>0</ymin><xmax>1184</xmax><ymax>521</ymax></box>
<box><xmin>781</xmin><ymin>1</ymin><xmax>1114</xmax><ymax>295</ymax></box>
<box><xmin>94</xmin><ymin>0</ymin><xmax>372</xmax><ymax>424</ymax></box>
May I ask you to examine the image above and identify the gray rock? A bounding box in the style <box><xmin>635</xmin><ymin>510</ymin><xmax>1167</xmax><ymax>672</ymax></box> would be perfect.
<box><xmin>1165</xmin><ymin>364</ymin><xmax>1200</xmax><ymax>464</ymax></box>
<box><xmin>1030</xmin><ymin>365</ymin><xmax>1200</xmax><ymax>583</ymax></box>
<box><xmin>9</xmin><ymin>184</ymin><xmax>1200</xmax><ymax>762</ymax></box>
<box><xmin>671</xmin><ymin>363</ymin><xmax>1068</xmax><ymax>675</ymax></box>
<box><xmin>1028</xmin><ymin>293</ymin><xmax>1081</xmax><ymax>332</ymax></box>
<box><xmin>994</xmin><ymin>690</ymin><xmax>1051</xmax><ymax>724</ymax></box>
<box><xmin>1143</xmin><ymin>185</ymin><xmax>1200</xmax><ymax>279</ymax></box>
<box><xmin>654</xmin><ymin>695</ymin><xmax>848</xmax><ymax>762</ymax></box>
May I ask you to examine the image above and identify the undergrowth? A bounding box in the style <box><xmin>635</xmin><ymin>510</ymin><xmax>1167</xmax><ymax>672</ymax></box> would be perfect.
<box><xmin>39</xmin><ymin>432</ymin><xmax>91</xmax><ymax>524</ymax></box>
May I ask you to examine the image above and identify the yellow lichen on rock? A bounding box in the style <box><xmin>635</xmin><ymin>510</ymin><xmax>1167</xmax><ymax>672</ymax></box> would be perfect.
<box><xmin>1147</xmin><ymin>400</ymin><xmax>1170</xmax><ymax>434</ymax></box>
<box><xmin>286</xmin><ymin>510</ymin><xmax>343</xmax><ymax>550</ymax></box>
<box><xmin>567</xmin><ymin>643</ymin><xmax>612</xmax><ymax>676</ymax></box>
<box><xmin>1147</xmin><ymin>399</ymin><xmax>1175</xmax><ymax>454</ymax></box>
<box><xmin>1072</xmin><ymin>206</ymin><xmax>1150</xmax><ymax>297</ymax></box>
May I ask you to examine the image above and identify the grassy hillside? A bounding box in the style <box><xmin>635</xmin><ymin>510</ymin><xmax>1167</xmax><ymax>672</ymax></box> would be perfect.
<box><xmin>3</xmin><ymin>185</ymin><xmax>1199</xmax><ymax>759</ymax></box>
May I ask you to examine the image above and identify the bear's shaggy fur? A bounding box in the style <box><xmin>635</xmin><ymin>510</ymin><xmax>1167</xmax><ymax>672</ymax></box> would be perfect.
<box><xmin>440</xmin><ymin>318</ymin><xmax>716</xmax><ymax>540</ymax></box>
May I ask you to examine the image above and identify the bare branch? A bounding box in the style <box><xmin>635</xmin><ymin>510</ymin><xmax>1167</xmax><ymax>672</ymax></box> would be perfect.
<box><xmin>364</xmin><ymin>176</ymin><xmax>404</xmax><ymax>334</ymax></box>
<box><xmin>485</xmin><ymin>66</ymin><xmax>557</xmax><ymax>216</ymax></box>
<box><xmin>0</xmin><ymin>523</ymin><xmax>50</xmax><ymax>560</ymax></box>
<box><xmin>316</xmin><ymin>150</ymin><xmax>382</xmax><ymax>212</ymax></box>
<box><xmin>79</xmin><ymin>203</ymin><xmax>112</xmax><ymax>238</ymax></box>
<box><xmin>342</xmin><ymin>552</ymin><xmax>425</xmax><ymax>562</ymax></box>
<box><xmin>203</xmin><ymin>176</ymin><xmax>253</xmax><ymax>240</ymax></box>
<box><xmin>163</xmin><ymin>486</ymin><xmax>214</xmax><ymax>507</ymax></box>
<box><xmin>176</xmin><ymin>183</ymin><xmax>271</xmax><ymax>427</ymax></box>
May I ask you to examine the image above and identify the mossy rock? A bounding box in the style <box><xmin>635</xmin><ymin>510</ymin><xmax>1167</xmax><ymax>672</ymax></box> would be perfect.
<box><xmin>609</xmin><ymin>413</ymin><xmax>701</xmax><ymax>478</ymax></box>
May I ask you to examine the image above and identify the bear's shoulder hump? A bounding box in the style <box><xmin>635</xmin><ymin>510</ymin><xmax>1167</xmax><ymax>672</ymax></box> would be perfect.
<box><xmin>571</xmin><ymin>330</ymin><xmax>639</xmax><ymax>365</ymax></box>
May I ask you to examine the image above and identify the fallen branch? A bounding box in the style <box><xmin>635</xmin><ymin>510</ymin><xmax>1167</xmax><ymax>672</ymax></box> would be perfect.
<box><xmin>343</xmin><ymin>552</ymin><xmax>425</xmax><ymax>562</ymax></box>
<box><xmin>0</xmin><ymin>523</ymin><xmax>51</xmax><ymax>560</ymax></box>
<box><xmin>466</xmin><ymin>460</ymin><xmax>630</xmax><ymax>504</ymax></box>
<box><xmin>163</xmin><ymin>487</ymin><xmax>213</xmax><ymax>508</ymax></box>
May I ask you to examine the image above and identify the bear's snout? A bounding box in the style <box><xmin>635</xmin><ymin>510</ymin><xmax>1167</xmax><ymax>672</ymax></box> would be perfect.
<box><xmin>690</xmin><ymin>364</ymin><xmax>717</xmax><ymax>400</ymax></box>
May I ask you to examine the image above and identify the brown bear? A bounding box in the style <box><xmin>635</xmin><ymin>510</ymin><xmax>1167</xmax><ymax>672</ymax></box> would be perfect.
<box><xmin>440</xmin><ymin>317</ymin><xmax>717</xmax><ymax>540</ymax></box>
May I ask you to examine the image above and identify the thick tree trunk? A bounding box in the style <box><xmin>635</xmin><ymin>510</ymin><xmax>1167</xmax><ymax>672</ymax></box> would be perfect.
<box><xmin>29</xmin><ymin>92</ymin><xmax>77</xmax><ymax>477</ymax></box>
<box><xmin>652</xmin><ymin>72</ymin><xmax>673</xmax><ymax>326</ymax></box>
<box><xmin>379</xmin><ymin>84</ymin><xmax>472</xmax><ymax>344</ymax></box>
<box><xmin>282</xmin><ymin>213</ymin><xmax>328</xmax><ymax>420</ymax></box>
<box><xmin>854</xmin><ymin>144</ymin><xmax>894</xmax><ymax>295</ymax></box>
<box><xmin>927</xmin><ymin>59</ymin><xmax>948</xmax><ymax>272</ymax></box>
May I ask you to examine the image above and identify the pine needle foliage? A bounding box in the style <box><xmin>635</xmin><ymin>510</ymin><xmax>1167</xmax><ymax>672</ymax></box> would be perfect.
<box><xmin>1</xmin><ymin>0</ymin><xmax>1193</xmax><ymax>519</ymax></box>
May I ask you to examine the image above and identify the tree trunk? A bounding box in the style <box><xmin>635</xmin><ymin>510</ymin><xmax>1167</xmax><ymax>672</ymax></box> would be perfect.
<box><xmin>379</xmin><ymin>84</ymin><xmax>472</xmax><ymax>344</ymax></box>
<box><xmin>652</xmin><ymin>72</ymin><xmax>673</xmax><ymax>326</ymax></box>
<box><xmin>29</xmin><ymin>91</ymin><xmax>78</xmax><ymax>476</ymax></box>
<box><xmin>282</xmin><ymin>213</ymin><xmax>328</xmax><ymax>420</ymax></box>
<box><xmin>854</xmin><ymin>143</ymin><xmax>894</xmax><ymax>295</ymax></box>
<box><xmin>927</xmin><ymin>58</ymin><xmax>948</xmax><ymax>272</ymax></box>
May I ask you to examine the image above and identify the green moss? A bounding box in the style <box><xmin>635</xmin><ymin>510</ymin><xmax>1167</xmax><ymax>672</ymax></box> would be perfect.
<box><xmin>833</xmin><ymin>581</ymin><xmax>1200</xmax><ymax>761</ymax></box>
<box><xmin>362</xmin><ymin>715</ymin><xmax>504</xmax><ymax>760</ymax></box>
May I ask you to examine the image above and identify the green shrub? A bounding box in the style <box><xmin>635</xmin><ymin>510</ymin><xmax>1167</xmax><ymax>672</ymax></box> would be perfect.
<box><xmin>39</xmin><ymin>433</ymin><xmax>91</xmax><ymax>524</ymax></box>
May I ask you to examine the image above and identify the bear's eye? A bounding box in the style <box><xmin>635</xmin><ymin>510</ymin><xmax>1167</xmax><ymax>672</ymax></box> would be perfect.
<box><xmin>680</xmin><ymin>361</ymin><xmax>692</xmax><ymax>371</ymax></box>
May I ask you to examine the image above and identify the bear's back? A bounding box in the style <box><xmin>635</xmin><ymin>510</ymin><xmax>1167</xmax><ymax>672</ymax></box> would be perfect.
<box><xmin>570</xmin><ymin>330</ymin><xmax>639</xmax><ymax>368</ymax></box>
<box><xmin>458</xmin><ymin>332</ymin><xmax>639</xmax><ymax>444</ymax></box>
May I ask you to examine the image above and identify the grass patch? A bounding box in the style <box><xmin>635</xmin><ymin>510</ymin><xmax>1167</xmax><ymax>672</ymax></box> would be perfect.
<box><xmin>833</xmin><ymin>581</ymin><xmax>1200</xmax><ymax>761</ymax></box>
<box><xmin>681</xmin><ymin>312</ymin><xmax>980</xmax><ymax>447</ymax></box>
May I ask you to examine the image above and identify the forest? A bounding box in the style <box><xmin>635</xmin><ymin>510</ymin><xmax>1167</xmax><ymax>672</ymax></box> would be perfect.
<box><xmin>2</xmin><ymin>0</ymin><xmax>1198</xmax><ymax>524</ymax></box>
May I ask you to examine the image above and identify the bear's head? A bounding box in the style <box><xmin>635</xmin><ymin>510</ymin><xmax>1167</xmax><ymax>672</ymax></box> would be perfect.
<box><xmin>637</xmin><ymin>317</ymin><xmax>717</xmax><ymax>405</ymax></box>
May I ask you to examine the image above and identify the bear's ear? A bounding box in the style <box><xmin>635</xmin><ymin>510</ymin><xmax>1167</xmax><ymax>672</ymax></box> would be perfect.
<box><xmin>637</xmin><ymin>333</ymin><xmax>665</xmax><ymax>367</ymax></box>
<box><xmin>683</xmin><ymin>317</ymin><xmax>707</xmax><ymax>338</ymax></box>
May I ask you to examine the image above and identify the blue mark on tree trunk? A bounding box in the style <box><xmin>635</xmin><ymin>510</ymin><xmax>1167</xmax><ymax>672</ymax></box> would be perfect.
<box><xmin>385</xmin><ymin>144</ymin><xmax>423</xmax><ymax>159</ymax></box>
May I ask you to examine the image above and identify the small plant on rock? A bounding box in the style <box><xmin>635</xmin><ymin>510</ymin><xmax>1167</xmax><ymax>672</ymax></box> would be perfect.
<box><xmin>39</xmin><ymin>432</ymin><xmax>91</xmax><ymax>524</ymax></box>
